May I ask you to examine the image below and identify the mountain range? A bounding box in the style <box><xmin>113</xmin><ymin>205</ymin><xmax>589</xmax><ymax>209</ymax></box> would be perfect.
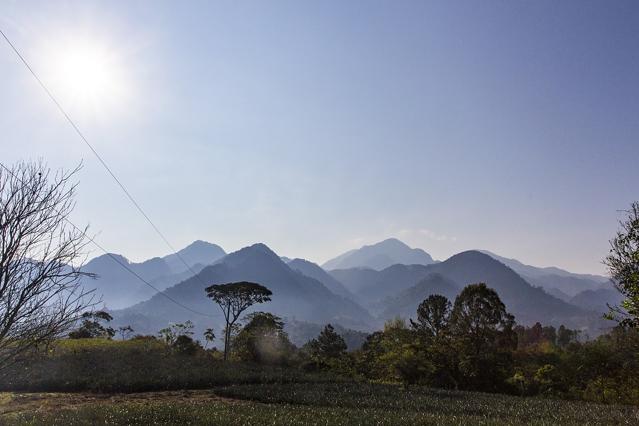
<box><xmin>331</xmin><ymin>250</ymin><xmax>601</xmax><ymax>329</ymax></box>
<box><xmin>77</xmin><ymin>237</ymin><xmax>617</xmax><ymax>343</ymax></box>
<box><xmin>479</xmin><ymin>250</ymin><xmax>609</xmax><ymax>297</ymax></box>
<box><xmin>113</xmin><ymin>244</ymin><xmax>376</xmax><ymax>336</ymax></box>
<box><xmin>80</xmin><ymin>241</ymin><xmax>226</xmax><ymax>309</ymax></box>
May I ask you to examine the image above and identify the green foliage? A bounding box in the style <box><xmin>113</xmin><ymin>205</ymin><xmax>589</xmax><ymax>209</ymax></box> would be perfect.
<box><xmin>604</xmin><ymin>201</ymin><xmax>639</xmax><ymax>327</ymax></box>
<box><xmin>173</xmin><ymin>335</ymin><xmax>202</xmax><ymax>355</ymax></box>
<box><xmin>158</xmin><ymin>321</ymin><xmax>194</xmax><ymax>346</ymax></box>
<box><xmin>68</xmin><ymin>311</ymin><xmax>115</xmax><ymax>339</ymax></box>
<box><xmin>205</xmin><ymin>281</ymin><xmax>272</xmax><ymax>361</ymax></box>
<box><xmin>7</xmin><ymin>382</ymin><xmax>639</xmax><ymax>425</ymax></box>
<box><xmin>0</xmin><ymin>338</ymin><xmax>328</xmax><ymax>393</ymax></box>
<box><xmin>233</xmin><ymin>312</ymin><xmax>296</xmax><ymax>365</ymax></box>
<box><xmin>448</xmin><ymin>283</ymin><xmax>517</xmax><ymax>391</ymax></box>
<box><xmin>306</xmin><ymin>324</ymin><xmax>347</xmax><ymax>361</ymax></box>
<box><xmin>410</xmin><ymin>294</ymin><xmax>451</xmax><ymax>338</ymax></box>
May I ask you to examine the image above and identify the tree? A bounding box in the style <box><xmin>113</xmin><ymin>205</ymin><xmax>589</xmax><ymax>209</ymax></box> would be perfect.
<box><xmin>604</xmin><ymin>201</ymin><xmax>639</xmax><ymax>327</ymax></box>
<box><xmin>0</xmin><ymin>162</ymin><xmax>94</xmax><ymax>371</ymax></box>
<box><xmin>557</xmin><ymin>325</ymin><xmax>579</xmax><ymax>348</ymax></box>
<box><xmin>117</xmin><ymin>325</ymin><xmax>134</xmax><ymax>340</ymax></box>
<box><xmin>158</xmin><ymin>321</ymin><xmax>194</xmax><ymax>345</ymax></box>
<box><xmin>205</xmin><ymin>282</ymin><xmax>272</xmax><ymax>360</ymax></box>
<box><xmin>448</xmin><ymin>283</ymin><xmax>517</xmax><ymax>390</ymax></box>
<box><xmin>233</xmin><ymin>312</ymin><xmax>294</xmax><ymax>364</ymax></box>
<box><xmin>307</xmin><ymin>324</ymin><xmax>347</xmax><ymax>360</ymax></box>
<box><xmin>173</xmin><ymin>334</ymin><xmax>201</xmax><ymax>355</ymax></box>
<box><xmin>203</xmin><ymin>328</ymin><xmax>215</xmax><ymax>349</ymax></box>
<box><xmin>410</xmin><ymin>294</ymin><xmax>451</xmax><ymax>338</ymax></box>
<box><xmin>68</xmin><ymin>311</ymin><xmax>115</xmax><ymax>339</ymax></box>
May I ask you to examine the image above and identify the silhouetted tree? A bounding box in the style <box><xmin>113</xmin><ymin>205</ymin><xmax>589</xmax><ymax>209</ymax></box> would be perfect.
<box><xmin>449</xmin><ymin>283</ymin><xmax>517</xmax><ymax>390</ymax></box>
<box><xmin>604</xmin><ymin>201</ymin><xmax>639</xmax><ymax>327</ymax></box>
<box><xmin>173</xmin><ymin>334</ymin><xmax>201</xmax><ymax>355</ymax></box>
<box><xmin>203</xmin><ymin>328</ymin><xmax>215</xmax><ymax>349</ymax></box>
<box><xmin>117</xmin><ymin>325</ymin><xmax>134</xmax><ymax>340</ymax></box>
<box><xmin>307</xmin><ymin>324</ymin><xmax>347</xmax><ymax>360</ymax></box>
<box><xmin>410</xmin><ymin>294</ymin><xmax>451</xmax><ymax>339</ymax></box>
<box><xmin>68</xmin><ymin>311</ymin><xmax>115</xmax><ymax>339</ymax></box>
<box><xmin>158</xmin><ymin>321</ymin><xmax>194</xmax><ymax>346</ymax></box>
<box><xmin>557</xmin><ymin>325</ymin><xmax>579</xmax><ymax>348</ymax></box>
<box><xmin>205</xmin><ymin>282</ymin><xmax>272</xmax><ymax>360</ymax></box>
<box><xmin>0</xmin><ymin>161</ymin><xmax>94</xmax><ymax>371</ymax></box>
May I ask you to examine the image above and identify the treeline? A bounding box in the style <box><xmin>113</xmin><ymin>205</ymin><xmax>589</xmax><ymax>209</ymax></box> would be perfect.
<box><xmin>64</xmin><ymin>283</ymin><xmax>639</xmax><ymax>404</ymax></box>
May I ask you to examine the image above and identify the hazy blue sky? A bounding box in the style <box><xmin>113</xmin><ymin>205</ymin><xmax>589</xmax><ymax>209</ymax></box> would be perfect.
<box><xmin>1</xmin><ymin>1</ymin><xmax>638</xmax><ymax>274</ymax></box>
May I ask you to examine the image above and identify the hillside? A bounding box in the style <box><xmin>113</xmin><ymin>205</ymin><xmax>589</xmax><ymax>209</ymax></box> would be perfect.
<box><xmin>480</xmin><ymin>250</ymin><xmax>608</xmax><ymax>296</ymax></box>
<box><xmin>569</xmin><ymin>288</ymin><xmax>623</xmax><ymax>313</ymax></box>
<box><xmin>163</xmin><ymin>240</ymin><xmax>226</xmax><ymax>274</ymax></box>
<box><xmin>79</xmin><ymin>241</ymin><xmax>226</xmax><ymax>309</ymax></box>
<box><xmin>115</xmin><ymin>244</ymin><xmax>376</xmax><ymax>336</ymax></box>
<box><xmin>331</xmin><ymin>263</ymin><xmax>432</xmax><ymax>305</ymax></box>
<box><xmin>323</xmin><ymin>238</ymin><xmax>435</xmax><ymax>270</ymax></box>
<box><xmin>378</xmin><ymin>273</ymin><xmax>460</xmax><ymax>320</ymax></box>
<box><xmin>287</xmin><ymin>258</ymin><xmax>354</xmax><ymax>299</ymax></box>
<box><xmin>332</xmin><ymin>250</ymin><xmax>602</xmax><ymax>330</ymax></box>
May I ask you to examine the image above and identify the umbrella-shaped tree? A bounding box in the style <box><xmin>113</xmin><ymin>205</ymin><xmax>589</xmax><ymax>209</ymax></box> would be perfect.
<box><xmin>205</xmin><ymin>282</ymin><xmax>272</xmax><ymax>360</ymax></box>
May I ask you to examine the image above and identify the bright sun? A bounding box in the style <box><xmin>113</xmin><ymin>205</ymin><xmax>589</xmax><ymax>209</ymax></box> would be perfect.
<box><xmin>46</xmin><ymin>39</ymin><xmax>127</xmax><ymax>114</ymax></box>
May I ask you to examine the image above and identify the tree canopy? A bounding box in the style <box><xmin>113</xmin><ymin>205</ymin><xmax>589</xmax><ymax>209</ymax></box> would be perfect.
<box><xmin>604</xmin><ymin>201</ymin><xmax>639</xmax><ymax>327</ymax></box>
<box><xmin>205</xmin><ymin>281</ymin><xmax>272</xmax><ymax>360</ymax></box>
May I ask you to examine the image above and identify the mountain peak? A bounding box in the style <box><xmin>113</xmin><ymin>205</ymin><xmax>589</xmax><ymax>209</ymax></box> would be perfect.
<box><xmin>163</xmin><ymin>240</ymin><xmax>226</xmax><ymax>274</ymax></box>
<box><xmin>376</xmin><ymin>237</ymin><xmax>410</xmax><ymax>247</ymax></box>
<box><xmin>323</xmin><ymin>238</ymin><xmax>435</xmax><ymax>271</ymax></box>
<box><xmin>218</xmin><ymin>243</ymin><xmax>283</xmax><ymax>267</ymax></box>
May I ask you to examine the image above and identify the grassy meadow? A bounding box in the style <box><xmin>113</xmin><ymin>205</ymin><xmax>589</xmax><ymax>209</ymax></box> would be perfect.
<box><xmin>1</xmin><ymin>339</ymin><xmax>638</xmax><ymax>425</ymax></box>
<box><xmin>3</xmin><ymin>384</ymin><xmax>639</xmax><ymax>425</ymax></box>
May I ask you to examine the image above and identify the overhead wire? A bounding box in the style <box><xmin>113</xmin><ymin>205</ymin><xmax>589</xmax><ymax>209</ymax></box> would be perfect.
<box><xmin>0</xmin><ymin>161</ymin><xmax>218</xmax><ymax>319</ymax></box>
<box><xmin>0</xmin><ymin>29</ymin><xmax>220</xmax><ymax>319</ymax></box>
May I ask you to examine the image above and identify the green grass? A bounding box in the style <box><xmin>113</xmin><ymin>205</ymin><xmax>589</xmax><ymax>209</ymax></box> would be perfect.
<box><xmin>5</xmin><ymin>383</ymin><xmax>639</xmax><ymax>425</ymax></box>
<box><xmin>3</xmin><ymin>339</ymin><xmax>638</xmax><ymax>425</ymax></box>
<box><xmin>1</xmin><ymin>339</ymin><xmax>332</xmax><ymax>393</ymax></box>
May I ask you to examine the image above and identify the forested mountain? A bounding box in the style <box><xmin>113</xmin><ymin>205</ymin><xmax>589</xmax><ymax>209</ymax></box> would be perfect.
<box><xmin>569</xmin><ymin>288</ymin><xmax>624</xmax><ymax>313</ymax></box>
<box><xmin>378</xmin><ymin>273</ymin><xmax>459</xmax><ymax>320</ymax></box>
<box><xmin>331</xmin><ymin>264</ymin><xmax>431</xmax><ymax>305</ymax></box>
<box><xmin>114</xmin><ymin>244</ymin><xmax>376</xmax><ymax>336</ymax></box>
<box><xmin>331</xmin><ymin>250</ymin><xmax>603</xmax><ymax>330</ymax></box>
<box><xmin>92</xmin><ymin>240</ymin><xmax>616</xmax><ymax>339</ymax></box>
<box><xmin>323</xmin><ymin>238</ymin><xmax>435</xmax><ymax>270</ymax></box>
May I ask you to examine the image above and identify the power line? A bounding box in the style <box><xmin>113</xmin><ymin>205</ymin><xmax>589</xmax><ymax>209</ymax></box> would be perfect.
<box><xmin>0</xmin><ymin>161</ymin><xmax>218</xmax><ymax>319</ymax></box>
<box><xmin>0</xmin><ymin>27</ymin><xmax>214</xmax><ymax>297</ymax></box>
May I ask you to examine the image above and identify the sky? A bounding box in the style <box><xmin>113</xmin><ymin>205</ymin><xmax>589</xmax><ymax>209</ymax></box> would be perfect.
<box><xmin>1</xmin><ymin>1</ymin><xmax>638</xmax><ymax>275</ymax></box>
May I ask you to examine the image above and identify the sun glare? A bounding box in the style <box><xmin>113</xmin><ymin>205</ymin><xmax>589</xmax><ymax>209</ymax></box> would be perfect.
<box><xmin>45</xmin><ymin>39</ymin><xmax>127</xmax><ymax>115</ymax></box>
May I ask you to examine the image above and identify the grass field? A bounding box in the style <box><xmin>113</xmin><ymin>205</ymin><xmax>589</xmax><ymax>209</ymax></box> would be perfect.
<box><xmin>3</xmin><ymin>382</ymin><xmax>638</xmax><ymax>425</ymax></box>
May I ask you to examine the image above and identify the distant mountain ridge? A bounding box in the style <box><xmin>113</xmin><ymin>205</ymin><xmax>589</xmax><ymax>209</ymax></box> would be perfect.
<box><xmin>323</xmin><ymin>238</ymin><xmax>435</xmax><ymax>270</ymax></box>
<box><xmin>163</xmin><ymin>240</ymin><xmax>226</xmax><ymax>274</ymax></box>
<box><xmin>82</xmin><ymin>237</ymin><xmax>615</xmax><ymax>340</ymax></box>
<box><xmin>80</xmin><ymin>241</ymin><xmax>226</xmax><ymax>309</ymax></box>
<box><xmin>379</xmin><ymin>273</ymin><xmax>459</xmax><ymax>320</ymax></box>
<box><xmin>480</xmin><ymin>250</ymin><xmax>609</xmax><ymax>297</ymax></box>
<box><xmin>287</xmin><ymin>258</ymin><xmax>355</xmax><ymax>300</ymax></box>
<box><xmin>332</xmin><ymin>250</ymin><xmax>603</xmax><ymax>330</ymax></box>
<box><xmin>114</xmin><ymin>243</ymin><xmax>376</xmax><ymax>337</ymax></box>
